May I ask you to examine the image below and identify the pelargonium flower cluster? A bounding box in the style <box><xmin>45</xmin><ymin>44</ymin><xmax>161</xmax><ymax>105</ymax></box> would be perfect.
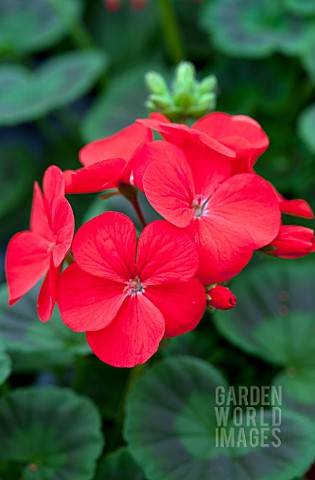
<box><xmin>5</xmin><ymin>112</ymin><xmax>315</xmax><ymax>367</ymax></box>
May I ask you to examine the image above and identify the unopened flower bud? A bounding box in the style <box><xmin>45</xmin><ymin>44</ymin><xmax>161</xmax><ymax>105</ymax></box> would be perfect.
<box><xmin>175</xmin><ymin>62</ymin><xmax>196</xmax><ymax>86</ymax></box>
<box><xmin>131</xmin><ymin>0</ymin><xmax>146</xmax><ymax>9</ymax></box>
<box><xmin>149</xmin><ymin>94</ymin><xmax>172</xmax><ymax>109</ymax></box>
<box><xmin>207</xmin><ymin>285</ymin><xmax>237</xmax><ymax>310</ymax></box>
<box><xmin>264</xmin><ymin>225</ymin><xmax>315</xmax><ymax>259</ymax></box>
<box><xmin>198</xmin><ymin>75</ymin><xmax>217</xmax><ymax>94</ymax></box>
<box><xmin>146</xmin><ymin>72</ymin><xmax>169</xmax><ymax>96</ymax></box>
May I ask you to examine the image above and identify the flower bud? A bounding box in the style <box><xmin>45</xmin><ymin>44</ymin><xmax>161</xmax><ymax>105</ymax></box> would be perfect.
<box><xmin>146</xmin><ymin>72</ymin><xmax>169</xmax><ymax>96</ymax></box>
<box><xmin>265</xmin><ymin>225</ymin><xmax>315</xmax><ymax>258</ymax></box>
<box><xmin>198</xmin><ymin>75</ymin><xmax>217</xmax><ymax>94</ymax></box>
<box><xmin>207</xmin><ymin>285</ymin><xmax>237</xmax><ymax>310</ymax></box>
<box><xmin>175</xmin><ymin>62</ymin><xmax>196</xmax><ymax>87</ymax></box>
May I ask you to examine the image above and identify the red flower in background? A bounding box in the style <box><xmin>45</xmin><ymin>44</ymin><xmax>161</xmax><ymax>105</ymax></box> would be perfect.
<box><xmin>64</xmin><ymin>123</ymin><xmax>152</xmax><ymax>194</ymax></box>
<box><xmin>139</xmin><ymin>141</ymin><xmax>281</xmax><ymax>284</ymax></box>
<box><xmin>57</xmin><ymin>212</ymin><xmax>206</xmax><ymax>367</ymax></box>
<box><xmin>5</xmin><ymin>166</ymin><xmax>74</xmax><ymax>321</ymax></box>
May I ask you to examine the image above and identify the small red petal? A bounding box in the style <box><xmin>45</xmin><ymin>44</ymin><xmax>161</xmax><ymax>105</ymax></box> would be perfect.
<box><xmin>145</xmin><ymin>279</ymin><xmax>206</xmax><ymax>337</ymax></box>
<box><xmin>79</xmin><ymin>123</ymin><xmax>152</xmax><ymax>167</ymax></box>
<box><xmin>86</xmin><ymin>295</ymin><xmax>165</xmax><ymax>367</ymax></box>
<box><xmin>58</xmin><ymin>263</ymin><xmax>125</xmax><ymax>332</ymax></box>
<box><xmin>137</xmin><ymin>220</ymin><xmax>199</xmax><ymax>285</ymax></box>
<box><xmin>72</xmin><ymin>212</ymin><xmax>137</xmax><ymax>282</ymax></box>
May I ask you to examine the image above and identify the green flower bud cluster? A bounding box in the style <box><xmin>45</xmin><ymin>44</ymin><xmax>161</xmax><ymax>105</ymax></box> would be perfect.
<box><xmin>145</xmin><ymin>62</ymin><xmax>217</xmax><ymax>121</ymax></box>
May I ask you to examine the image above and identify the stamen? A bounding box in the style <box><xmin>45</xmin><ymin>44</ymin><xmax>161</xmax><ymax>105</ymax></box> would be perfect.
<box><xmin>124</xmin><ymin>276</ymin><xmax>145</xmax><ymax>296</ymax></box>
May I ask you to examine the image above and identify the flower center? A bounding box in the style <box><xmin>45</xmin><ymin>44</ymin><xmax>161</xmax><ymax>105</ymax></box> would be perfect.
<box><xmin>192</xmin><ymin>194</ymin><xmax>209</xmax><ymax>218</ymax></box>
<box><xmin>124</xmin><ymin>276</ymin><xmax>145</xmax><ymax>296</ymax></box>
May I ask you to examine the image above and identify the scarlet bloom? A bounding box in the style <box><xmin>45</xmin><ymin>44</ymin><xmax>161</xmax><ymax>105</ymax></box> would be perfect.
<box><xmin>64</xmin><ymin>123</ymin><xmax>152</xmax><ymax>194</ymax></box>
<box><xmin>5</xmin><ymin>166</ymin><xmax>74</xmax><ymax>321</ymax></box>
<box><xmin>138</xmin><ymin>111</ymin><xmax>269</xmax><ymax>173</ymax></box>
<box><xmin>265</xmin><ymin>225</ymin><xmax>315</xmax><ymax>258</ymax></box>
<box><xmin>57</xmin><ymin>212</ymin><xmax>206</xmax><ymax>367</ymax></box>
<box><xmin>207</xmin><ymin>285</ymin><xmax>237</xmax><ymax>310</ymax></box>
<box><xmin>139</xmin><ymin>141</ymin><xmax>281</xmax><ymax>284</ymax></box>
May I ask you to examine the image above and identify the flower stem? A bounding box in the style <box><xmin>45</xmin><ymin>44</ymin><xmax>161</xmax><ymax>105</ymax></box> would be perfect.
<box><xmin>157</xmin><ymin>0</ymin><xmax>185</xmax><ymax>64</ymax></box>
<box><xmin>131</xmin><ymin>195</ymin><xmax>147</xmax><ymax>229</ymax></box>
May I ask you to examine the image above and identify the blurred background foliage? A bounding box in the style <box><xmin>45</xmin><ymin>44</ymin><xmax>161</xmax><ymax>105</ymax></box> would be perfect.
<box><xmin>1</xmin><ymin>1</ymin><xmax>315</xmax><ymax>479</ymax></box>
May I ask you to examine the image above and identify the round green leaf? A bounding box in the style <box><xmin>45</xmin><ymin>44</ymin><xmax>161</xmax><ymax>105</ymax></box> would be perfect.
<box><xmin>0</xmin><ymin>283</ymin><xmax>90</xmax><ymax>369</ymax></box>
<box><xmin>0</xmin><ymin>0</ymin><xmax>82</xmax><ymax>55</ymax></box>
<box><xmin>0</xmin><ymin>349</ymin><xmax>11</xmax><ymax>385</ymax></box>
<box><xmin>298</xmin><ymin>104</ymin><xmax>315</xmax><ymax>153</ymax></box>
<box><xmin>0</xmin><ymin>50</ymin><xmax>107</xmax><ymax>125</ymax></box>
<box><xmin>200</xmin><ymin>0</ymin><xmax>315</xmax><ymax>58</ymax></box>
<box><xmin>96</xmin><ymin>447</ymin><xmax>145</xmax><ymax>480</ymax></box>
<box><xmin>213</xmin><ymin>261</ymin><xmax>315</xmax><ymax>369</ymax></box>
<box><xmin>0</xmin><ymin>387</ymin><xmax>104</xmax><ymax>480</ymax></box>
<box><xmin>124</xmin><ymin>356</ymin><xmax>315</xmax><ymax>480</ymax></box>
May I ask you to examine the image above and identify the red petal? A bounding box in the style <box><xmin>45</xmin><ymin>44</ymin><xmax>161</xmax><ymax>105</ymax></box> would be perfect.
<box><xmin>30</xmin><ymin>182</ymin><xmax>54</xmax><ymax>241</ymax></box>
<box><xmin>136</xmin><ymin>220</ymin><xmax>199</xmax><ymax>285</ymax></box>
<box><xmin>37</xmin><ymin>260</ymin><xmax>59</xmax><ymax>322</ymax></box>
<box><xmin>188</xmin><ymin>218</ymin><xmax>254</xmax><ymax>284</ymax></box>
<box><xmin>79</xmin><ymin>123</ymin><xmax>153</xmax><ymax>167</ymax></box>
<box><xmin>279</xmin><ymin>198</ymin><xmax>314</xmax><ymax>219</ymax></box>
<box><xmin>193</xmin><ymin>112</ymin><xmax>269</xmax><ymax>171</ymax></box>
<box><xmin>180</xmin><ymin>142</ymin><xmax>231</xmax><ymax>197</ymax></box>
<box><xmin>145</xmin><ymin>279</ymin><xmax>206</xmax><ymax>337</ymax></box>
<box><xmin>72</xmin><ymin>211</ymin><xmax>136</xmax><ymax>282</ymax></box>
<box><xmin>64</xmin><ymin>158</ymin><xmax>126</xmax><ymax>194</ymax></box>
<box><xmin>58</xmin><ymin>263</ymin><xmax>125</xmax><ymax>332</ymax></box>
<box><xmin>51</xmin><ymin>196</ymin><xmax>74</xmax><ymax>267</ymax></box>
<box><xmin>137</xmin><ymin>117</ymin><xmax>235</xmax><ymax>157</ymax></box>
<box><xmin>86</xmin><ymin>295</ymin><xmax>165</xmax><ymax>367</ymax></box>
<box><xmin>43</xmin><ymin>166</ymin><xmax>65</xmax><ymax>212</ymax></box>
<box><xmin>143</xmin><ymin>143</ymin><xmax>195</xmax><ymax>227</ymax></box>
<box><xmin>5</xmin><ymin>232</ymin><xmax>51</xmax><ymax>304</ymax></box>
<box><xmin>188</xmin><ymin>174</ymin><xmax>281</xmax><ymax>283</ymax></box>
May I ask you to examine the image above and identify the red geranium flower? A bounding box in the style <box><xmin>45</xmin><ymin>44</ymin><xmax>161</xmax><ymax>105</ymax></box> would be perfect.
<box><xmin>139</xmin><ymin>141</ymin><xmax>281</xmax><ymax>284</ymax></box>
<box><xmin>5</xmin><ymin>166</ymin><xmax>74</xmax><ymax>321</ymax></box>
<box><xmin>57</xmin><ymin>212</ymin><xmax>206</xmax><ymax>367</ymax></box>
<box><xmin>64</xmin><ymin>123</ymin><xmax>152</xmax><ymax>194</ymax></box>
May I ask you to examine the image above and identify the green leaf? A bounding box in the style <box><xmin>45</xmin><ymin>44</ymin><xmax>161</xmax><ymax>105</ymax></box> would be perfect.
<box><xmin>0</xmin><ymin>50</ymin><xmax>107</xmax><ymax>125</ymax></box>
<box><xmin>0</xmin><ymin>349</ymin><xmax>11</xmax><ymax>385</ymax></box>
<box><xmin>0</xmin><ymin>140</ymin><xmax>35</xmax><ymax>219</ymax></box>
<box><xmin>0</xmin><ymin>283</ymin><xmax>90</xmax><ymax>370</ymax></box>
<box><xmin>96</xmin><ymin>447</ymin><xmax>145</xmax><ymax>480</ymax></box>
<box><xmin>0</xmin><ymin>0</ymin><xmax>82</xmax><ymax>55</ymax></box>
<box><xmin>81</xmin><ymin>64</ymin><xmax>153</xmax><ymax>142</ymax></box>
<box><xmin>298</xmin><ymin>104</ymin><xmax>315</xmax><ymax>153</ymax></box>
<box><xmin>213</xmin><ymin>261</ymin><xmax>315</xmax><ymax>369</ymax></box>
<box><xmin>0</xmin><ymin>387</ymin><xmax>104</xmax><ymax>480</ymax></box>
<box><xmin>200</xmin><ymin>0</ymin><xmax>315</xmax><ymax>58</ymax></box>
<box><xmin>284</xmin><ymin>0</ymin><xmax>315</xmax><ymax>16</ymax></box>
<box><xmin>124</xmin><ymin>356</ymin><xmax>315</xmax><ymax>480</ymax></box>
